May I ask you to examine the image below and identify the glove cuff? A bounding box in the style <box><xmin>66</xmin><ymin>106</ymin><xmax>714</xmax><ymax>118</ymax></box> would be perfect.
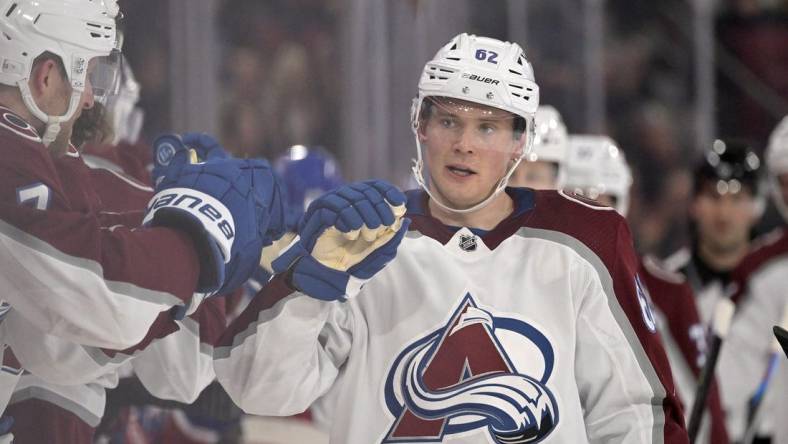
<box><xmin>289</xmin><ymin>253</ymin><xmax>369</xmax><ymax>301</ymax></box>
<box><xmin>144</xmin><ymin>187</ymin><xmax>236</xmax><ymax>262</ymax></box>
<box><xmin>273</xmin><ymin>239</ymin><xmax>368</xmax><ymax>301</ymax></box>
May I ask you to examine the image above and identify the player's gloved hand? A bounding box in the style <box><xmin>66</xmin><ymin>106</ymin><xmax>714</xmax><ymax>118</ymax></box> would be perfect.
<box><xmin>144</xmin><ymin>134</ymin><xmax>280</xmax><ymax>300</ymax></box>
<box><xmin>151</xmin><ymin>133</ymin><xmax>229</xmax><ymax>187</ymax></box>
<box><xmin>272</xmin><ymin>180</ymin><xmax>410</xmax><ymax>301</ymax></box>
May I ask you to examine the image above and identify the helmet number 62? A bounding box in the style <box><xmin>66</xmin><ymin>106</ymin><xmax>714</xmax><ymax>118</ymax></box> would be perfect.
<box><xmin>475</xmin><ymin>49</ymin><xmax>498</xmax><ymax>64</ymax></box>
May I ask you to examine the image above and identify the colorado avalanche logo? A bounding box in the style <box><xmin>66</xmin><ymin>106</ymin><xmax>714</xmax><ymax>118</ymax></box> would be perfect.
<box><xmin>383</xmin><ymin>294</ymin><xmax>559</xmax><ymax>443</ymax></box>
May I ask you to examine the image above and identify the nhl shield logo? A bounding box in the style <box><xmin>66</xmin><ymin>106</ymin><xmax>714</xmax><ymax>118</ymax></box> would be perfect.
<box><xmin>382</xmin><ymin>294</ymin><xmax>559</xmax><ymax>443</ymax></box>
<box><xmin>459</xmin><ymin>234</ymin><xmax>477</xmax><ymax>252</ymax></box>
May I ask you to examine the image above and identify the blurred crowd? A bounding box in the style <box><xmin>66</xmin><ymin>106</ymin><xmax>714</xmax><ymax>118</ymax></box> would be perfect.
<box><xmin>118</xmin><ymin>0</ymin><xmax>788</xmax><ymax>259</ymax></box>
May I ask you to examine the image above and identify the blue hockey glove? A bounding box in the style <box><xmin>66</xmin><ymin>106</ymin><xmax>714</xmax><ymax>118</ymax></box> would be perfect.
<box><xmin>144</xmin><ymin>136</ymin><xmax>281</xmax><ymax>299</ymax></box>
<box><xmin>272</xmin><ymin>180</ymin><xmax>410</xmax><ymax>301</ymax></box>
<box><xmin>152</xmin><ymin>133</ymin><xmax>229</xmax><ymax>187</ymax></box>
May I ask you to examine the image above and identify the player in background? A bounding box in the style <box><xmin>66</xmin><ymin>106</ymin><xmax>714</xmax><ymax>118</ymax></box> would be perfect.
<box><xmin>508</xmin><ymin>105</ymin><xmax>568</xmax><ymax>189</ymax></box>
<box><xmin>214</xmin><ymin>33</ymin><xmax>688</xmax><ymax>443</ymax></box>
<box><xmin>664</xmin><ymin>140</ymin><xmax>763</xmax><ymax>324</ymax></box>
<box><xmin>275</xmin><ymin>145</ymin><xmax>345</xmax><ymax>229</ymax></box>
<box><xmin>715</xmin><ymin>115</ymin><xmax>788</xmax><ymax>443</ymax></box>
<box><xmin>562</xmin><ymin>135</ymin><xmax>729</xmax><ymax>444</ymax></box>
<box><xmin>246</xmin><ymin>145</ymin><xmax>347</xmax><ymax>293</ymax></box>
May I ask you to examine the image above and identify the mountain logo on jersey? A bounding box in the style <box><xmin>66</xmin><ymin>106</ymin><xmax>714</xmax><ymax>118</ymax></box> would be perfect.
<box><xmin>382</xmin><ymin>294</ymin><xmax>559</xmax><ymax>443</ymax></box>
<box><xmin>459</xmin><ymin>234</ymin><xmax>477</xmax><ymax>252</ymax></box>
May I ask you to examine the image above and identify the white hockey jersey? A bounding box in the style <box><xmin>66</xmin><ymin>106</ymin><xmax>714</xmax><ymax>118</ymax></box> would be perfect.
<box><xmin>718</xmin><ymin>228</ymin><xmax>788</xmax><ymax>443</ymax></box>
<box><xmin>214</xmin><ymin>189</ymin><xmax>687</xmax><ymax>443</ymax></box>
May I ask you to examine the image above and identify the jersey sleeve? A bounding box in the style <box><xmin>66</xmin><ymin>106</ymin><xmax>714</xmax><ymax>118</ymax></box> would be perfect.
<box><xmin>3</xmin><ymin>295</ymin><xmax>224</xmax><ymax>391</ymax></box>
<box><xmin>641</xmin><ymin>259</ymin><xmax>729</xmax><ymax>444</ymax></box>
<box><xmin>213</xmin><ymin>274</ymin><xmax>354</xmax><ymax>416</ymax></box>
<box><xmin>1</xmin><ymin>306</ymin><xmax>173</xmax><ymax>385</ymax></box>
<box><xmin>574</xmin><ymin>218</ymin><xmax>688</xmax><ymax>443</ymax></box>
<box><xmin>132</xmin><ymin>297</ymin><xmax>226</xmax><ymax>403</ymax></box>
<box><xmin>718</xmin><ymin>249</ymin><xmax>788</xmax><ymax>440</ymax></box>
<box><xmin>0</xmin><ymin>141</ymin><xmax>201</xmax><ymax>350</ymax></box>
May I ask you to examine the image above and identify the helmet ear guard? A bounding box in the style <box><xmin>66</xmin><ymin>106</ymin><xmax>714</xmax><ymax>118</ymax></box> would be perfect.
<box><xmin>410</xmin><ymin>33</ymin><xmax>540</xmax><ymax>214</ymax></box>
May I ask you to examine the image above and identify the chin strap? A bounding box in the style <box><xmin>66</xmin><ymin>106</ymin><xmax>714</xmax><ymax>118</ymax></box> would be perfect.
<box><xmin>410</xmin><ymin>157</ymin><xmax>521</xmax><ymax>215</ymax></box>
<box><xmin>17</xmin><ymin>79</ymin><xmax>83</xmax><ymax>147</ymax></box>
<box><xmin>410</xmin><ymin>136</ymin><xmax>526</xmax><ymax>215</ymax></box>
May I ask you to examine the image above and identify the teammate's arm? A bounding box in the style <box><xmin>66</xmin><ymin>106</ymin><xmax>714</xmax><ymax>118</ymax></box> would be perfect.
<box><xmin>575</xmin><ymin>218</ymin><xmax>688</xmax><ymax>443</ymax></box>
<box><xmin>0</xmin><ymin>137</ymin><xmax>270</xmax><ymax>349</ymax></box>
<box><xmin>214</xmin><ymin>180</ymin><xmax>408</xmax><ymax>415</ymax></box>
<box><xmin>213</xmin><ymin>274</ymin><xmax>354</xmax><ymax>415</ymax></box>
<box><xmin>131</xmin><ymin>296</ymin><xmax>227</xmax><ymax>403</ymax></box>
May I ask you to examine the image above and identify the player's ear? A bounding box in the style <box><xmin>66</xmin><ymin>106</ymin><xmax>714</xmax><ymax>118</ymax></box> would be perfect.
<box><xmin>30</xmin><ymin>59</ymin><xmax>60</xmax><ymax>98</ymax></box>
<box><xmin>417</xmin><ymin>123</ymin><xmax>428</xmax><ymax>143</ymax></box>
<box><xmin>511</xmin><ymin>137</ymin><xmax>525</xmax><ymax>162</ymax></box>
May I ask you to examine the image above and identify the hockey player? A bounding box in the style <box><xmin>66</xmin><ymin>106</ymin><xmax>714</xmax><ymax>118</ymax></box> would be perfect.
<box><xmin>2</xmin><ymin>135</ymin><xmax>236</xmax><ymax>443</ymax></box>
<box><xmin>562</xmin><ymin>135</ymin><xmax>728</xmax><ymax>444</ymax></box>
<box><xmin>664</xmin><ymin>140</ymin><xmax>763</xmax><ymax>324</ymax></box>
<box><xmin>274</xmin><ymin>144</ymin><xmax>345</xmax><ymax>229</ymax></box>
<box><xmin>509</xmin><ymin>104</ymin><xmax>568</xmax><ymax>189</ymax></box>
<box><xmin>214</xmin><ymin>33</ymin><xmax>688</xmax><ymax>443</ymax></box>
<box><xmin>715</xmin><ymin>116</ymin><xmax>788</xmax><ymax>443</ymax></box>
<box><xmin>0</xmin><ymin>0</ymin><xmax>274</xmax><ymax>350</ymax></box>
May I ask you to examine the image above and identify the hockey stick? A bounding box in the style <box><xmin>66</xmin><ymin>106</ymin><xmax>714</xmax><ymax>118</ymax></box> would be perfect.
<box><xmin>687</xmin><ymin>298</ymin><xmax>735</xmax><ymax>444</ymax></box>
<box><xmin>776</xmin><ymin>325</ymin><xmax>788</xmax><ymax>359</ymax></box>
<box><xmin>741</xmin><ymin>305</ymin><xmax>788</xmax><ymax>444</ymax></box>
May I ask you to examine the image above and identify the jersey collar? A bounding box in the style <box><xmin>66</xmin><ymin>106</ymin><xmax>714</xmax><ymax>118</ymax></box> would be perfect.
<box><xmin>405</xmin><ymin>187</ymin><xmax>535</xmax><ymax>219</ymax></box>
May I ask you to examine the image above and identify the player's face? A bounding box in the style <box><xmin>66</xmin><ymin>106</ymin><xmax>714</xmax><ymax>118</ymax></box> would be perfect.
<box><xmin>691</xmin><ymin>183</ymin><xmax>758</xmax><ymax>255</ymax></box>
<box><xmin>419</xmin><ymin>98</ymin><xmax>525</xmax><ymax>209</ymax></box>
<box><xmin>38</xmin><ymin>59</ymin><xmax>97</xmax><ymax>154</ymax></box>
<box><xmin>595</xmin><ymin>194</ymin><xmax>616</xmax><ymax>208</ymax></box>
<box><xmin>509</xmin><ymin>160</ymin><xmax>559</xmax><ymax>189</ymax></box>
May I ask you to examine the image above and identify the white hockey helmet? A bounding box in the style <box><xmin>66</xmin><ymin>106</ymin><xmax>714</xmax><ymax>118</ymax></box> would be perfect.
<box><xmin>766</xmin><ymin>115</ymin><xmax>788</xmax><ymax>222</ymax></box>
<box><xmin>526</xmin><ymin>105</ymin><xmax>568</xmax><ymax>164</ymax></box>
<box><xmin>410</xmin><ymin>33</ymin><xmax>540</xmax><ymax>213</ymax></box>
<box><xmin>106</xmin><ymin>54</ymin><xmax>143</xmax><ymax>145</ymax></box>
<box><xmin>0</xmin><ymin>0</ymin><xmax>121</xmax><ymax>146</ymax></box>
<box><xmin>562</xmin><ymin>134</ymin><xmax>633</xmax><ymax>216</ymax></box>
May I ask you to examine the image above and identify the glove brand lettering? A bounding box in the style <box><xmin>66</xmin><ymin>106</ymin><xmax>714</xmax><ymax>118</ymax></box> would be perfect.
<box><xmin>148</xmin><ymin>192</ymin><xmax>234</xmax><ymax>240</ymax></box>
